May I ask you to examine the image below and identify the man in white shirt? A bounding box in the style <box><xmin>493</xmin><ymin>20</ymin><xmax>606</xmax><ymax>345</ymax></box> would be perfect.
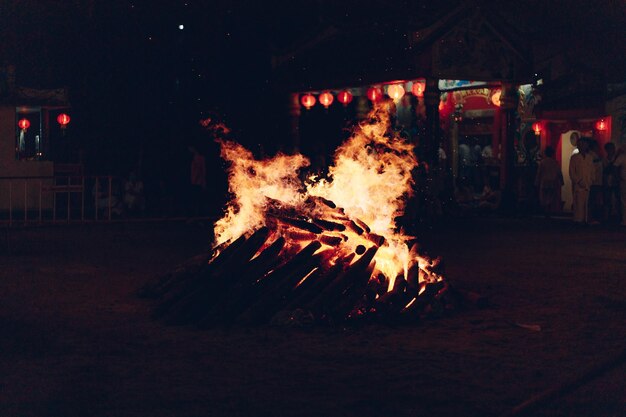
<box><xmin>569</xmin><ymin>138</ymin><xmax>595</xmax><ymax>224</ymax></box>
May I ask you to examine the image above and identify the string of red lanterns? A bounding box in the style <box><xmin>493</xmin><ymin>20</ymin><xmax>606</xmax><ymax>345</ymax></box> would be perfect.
<box><xmin>298</xmin><ymin>79</ymin><xmax>434</xmax><ymax>109</ymax></box>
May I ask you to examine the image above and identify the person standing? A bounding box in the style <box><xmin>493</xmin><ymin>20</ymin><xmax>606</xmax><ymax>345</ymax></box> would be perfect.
<box><xmin>613</xmin><ymin>144</ymin><xmax>626</xmax><ymax>226</ymax></box>
<box><xmin>569</xmin><ymin>138</ymin><xmax>595</xmax><ymax>224</ymax></box>
<box><xmin>535</xmin><ymin>146</ymin><xmax>563</xmax><ymax>217</ymax></box>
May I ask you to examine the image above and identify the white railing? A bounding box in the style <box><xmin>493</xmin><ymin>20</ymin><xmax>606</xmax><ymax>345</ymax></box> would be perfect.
<box><xmin>0</xmin><ymin>175</ymin><xmax>117</xmax><ymax>226</ymax></box>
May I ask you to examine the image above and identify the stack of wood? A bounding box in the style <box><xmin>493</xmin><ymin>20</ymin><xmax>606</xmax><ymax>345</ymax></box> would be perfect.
<box><xmin>140</xmin><ymin>198</ymin><xmax>464</xmax><ymax>327</ymax></box>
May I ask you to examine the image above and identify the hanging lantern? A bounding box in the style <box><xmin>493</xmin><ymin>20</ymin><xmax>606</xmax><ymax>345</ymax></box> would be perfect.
<box><xmin>18</xmin><ymin>118</ymin><xmax>30</xmax><ymax>131</ymax></box>
<box><xmin>300</xmin><ymin>93</ymin><xmax>316</xmax><ymax>110</ymax></box>
<box><xmin>411</xmin><ymin>80</ymin><xmax>425</xmax><ymax>97</ymax></box>
<box><xmin>595</xmin><ymin>119</ymin><xmax>607</xmax><ymax>131</ymax></box>
<box><xmin>532</xmin><ymin>122</ymin><xmax>542</xmax><ymax>136</ymax></box>
<box><xmin>367</xmin><ymin>86</ymin><xmax>383</xmax><ymax>102</ymax></box>
<box><xmin>319</xmin><ymin>91</ymin><xmax>334</xmax><ymax>108</ymax></box>
<box><xmin>491</xmin><ymin>89</ymin><xmax>502</xmax><ymax>107</ymax></box>
<box><xmin>438</xmin><ymin>100</ymin><xmax>445</xmax><ymax>111</ymax></box>
<box><xmin>387</xmin><ymin>84</ymin><xmax>405</xmax><ymax>100</ymax></box>
<box><xmin>337</xmin><ymin>90</ymin><xmax>353</xmax><ymax>106</ymax></box>
<box><xmin>57</xmin><ymin>113</ymin><xmax>71</xmax><ymax>127</ymax></box>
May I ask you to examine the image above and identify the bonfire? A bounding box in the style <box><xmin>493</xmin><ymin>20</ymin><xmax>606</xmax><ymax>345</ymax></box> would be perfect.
<box><xmin>143</xmin><ymin>104</ymin><xmax>460</xmax><ymax>327</ymax></box>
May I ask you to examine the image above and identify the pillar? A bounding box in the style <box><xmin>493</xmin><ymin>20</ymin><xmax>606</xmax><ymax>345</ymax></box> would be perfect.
<box><xmin>499</xmin><ymin>82</ymin><xmax>519</xmax><ymax>209</ymax></box>
<box><xmin>423</xmin><ymin>77</ymin><xmax>440</xmax><ymax>166</ymax></box>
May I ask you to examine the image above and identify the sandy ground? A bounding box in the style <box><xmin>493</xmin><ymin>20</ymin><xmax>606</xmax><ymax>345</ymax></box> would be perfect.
<box><xmin>0</xmin><ymin>218</ymin><xmax>624</xmax><ymax>417</ymax></box>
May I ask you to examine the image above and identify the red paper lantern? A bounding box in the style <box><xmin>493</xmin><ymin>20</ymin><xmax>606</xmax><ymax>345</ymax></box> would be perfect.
<box><xmin>319</xmin><ymin>91</ymin><xmax>334</xmax><ymax>108</ymax></box>
<box><xmin>337</xmin><ymin>90</ymin><xmax>353</xmax><ymax>106</ymax></box>
<box><xmin>595</xmin><ymin>119</ymin><xmax>607</xmax><ymax>131</ymax></box>
<box><xmin>300</xmin><ymin>94</ymin><xmax>316</xmax><ymax>109</ymax></box>
<box><xmin>367</xmin><ymin>87</ymin><xmax>383</xmax><ymax>102</ymax></box>
<box><xmin>532</xmin><ymin>122</ymin><xmax>542</xmax><ymax>136</ymax></box>
<box><xmin>387</xmin><ymin>84</ymin><xmax>405</xmax><ymax>100</ymax></box>
<box><xmin>18</xmin><ymin>118</ymin><xmax>30</xmax><ymax>130</ymax></box>
<box><xmin>411</xmin><ymin>81</ymin><xmax>425</xmax><ymax>97</ymax></box>
<box><xmin>57</xmin><ymin>113</ymin><xmax>71</xmax><ymax>127</ymax></box>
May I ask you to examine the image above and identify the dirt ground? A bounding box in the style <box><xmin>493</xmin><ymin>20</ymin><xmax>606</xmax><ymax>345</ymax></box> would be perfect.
<box><xmin>0</xmin><ymin>218</ymin><xmax>624</xmax><ymax>417</ymax></box>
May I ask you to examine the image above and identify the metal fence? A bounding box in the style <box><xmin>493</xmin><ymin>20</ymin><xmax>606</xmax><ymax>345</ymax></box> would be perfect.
<box><xmin>0</xmin><ymin>175</ymin><xmax>118</xmax><ymax>226</ymax></box>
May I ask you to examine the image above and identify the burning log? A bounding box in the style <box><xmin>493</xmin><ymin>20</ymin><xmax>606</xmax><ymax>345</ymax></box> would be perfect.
<box><xmin>198</xmin><ymin>236</ymin><xmax>288</xmax><ymax>327</ymax></box>
<box><xmin>353</xmin><ymin>217</ymin><xmax>371</xmax><ymax>234</ymax></box>
<box><xmin>345</xmin><ymin>220</ymin><xmax>364</xmax><ymax>235</ymax></box>
<box><xmin>307</xmin><ymin>246</ymin><xmax>378</xmax><ymax>320</ymax></box>
<box><xmin>307</xmin><ymin>196</ymin><xmax>336</xmax><ymax>209</ymax></box>
<box><xmin>319</xmin><ymin>234</ymin><xmax>343</xmax><ymax>247</ymax></box>
<box><xmin>237</xmin><ymin>241</ymin><xmax>323</xmax><ymax>325</ymax></box>
<box><xmin>269</xmin><ymin>213</ymin><xmax>323</xmax><ymax>234</ymax></box>
<box><xmin>159</xmin><ymin>227</ymin><xmax>271</xmax><ymax>325</ymax></box>
<box><xmin>282</xmin><ymin>253</ymin><xmax>355</xmax><ymax>311</ymax></box>
<box><xmin>312</xmin><ymin>218</ymin><xmax>346</xmax><ymax>232</ymax></box>
<box><xmin>365</xmin><ymin>233</ymin><xmax>385</xmax><ymax>247</ymax></box>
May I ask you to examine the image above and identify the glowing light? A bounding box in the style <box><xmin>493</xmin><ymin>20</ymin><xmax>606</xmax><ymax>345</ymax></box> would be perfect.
<box><xmin>57</xmin><ymin>113</ymin><xmax>71</xmax><ymax>127</ymax></box>
<box><xmin>411</xmin><ymin>81</ymin><xmax>425</xmax><ymax>97</ymax></box>
<box><xmin>319</xmin><ymin>92</ymin><xmax>334</xmax><ymax>108</ymax></box>
<box><xmin>178</xmin><ymin>24</ymin><xmax>184</xmax><ymax>30</ymax></box>
<box><xmin>300</xmin><ymin>94</ymin><xmax>316</xmax><ymax>109</ymax></box>
<box><xmin>438</xmin><ymin>100</ymin><xmax>444</xmax><ymax>111</ymax></box>
<box><xmin>367</xmin><ymin>87</ymin><xmax>383</xmax><ymax>102</ymax></box>
<box><xmin>387</xmin><ymin>84</ymin><xmax>405</xmax><ymax>100</ymax></box>
<box><xmin>18</xmin><ymin>118</ymin><xmax>30</xmax><ymax>130</ymax></box>
<box><xmin>491</xmin><ymin>89</ymin><xmax>501</xmax><ymax>107</ymax></box>
<box><xmin>532</xmin><ymin>122</ymin><xmax>542</xmax><ymax>136</ymax></box>
<box><xmin>337</xmin><ymin>90</ymin><xmax>353</xmax><ymax>106</ymax></box>
<box><xmin>595</xmin><ymin>119</ymin><xmax>607</xmax><ymax>131</ymax></box>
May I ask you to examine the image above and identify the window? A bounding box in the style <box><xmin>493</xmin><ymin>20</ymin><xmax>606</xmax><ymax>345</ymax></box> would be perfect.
<box><xmin>15</xmin><ymin>107</ymin><xmax>45</xmax><ymax>161</ymax></box>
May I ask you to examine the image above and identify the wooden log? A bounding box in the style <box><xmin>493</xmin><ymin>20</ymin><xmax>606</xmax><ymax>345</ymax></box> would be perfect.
<box><xmin>308</xmin><ymin>196</ymin><xmax>336</xmax><ymax>208</ymax></box>
<box><xmin>345</xmin><ymin>220</ymin><xmax>364</xmax><ymax>235</ymax></box>
<box><xmin>236</xmin><ymin>241</ymin><xmax>322</xmax><ymax>325</ymax></box>
<box><xmin>332</xmin><ymin>257</ymin><xmax>378</xmax><ymax>319</ymax></box>
<box><xmin>161</xmin><ymin>228</ymin><xmax>271</xmax><ymax>325</ymax></box>
<box><xmin>312</xmin><ymin>218</ymin><xmax>346</xmax><ymax>232</ymax></box>
<box><xmin>353</xmin><ymin>217</ymin><xmax>371</xmax><ymax>234</ymax></box>
<box><xmin>355</xmin><ymin>244</ymin><xmax>366</xmax><ymax>255</ymax></box>
<box><xmin>152</xmin><ymin>234</ymin><xmax>248</xmax><ymax>319</ymax></box>
<box><xmin>319</xmin><ymin>234</ymin><xmax>343</xmax><ymax>246</ymax></box>
<box><xmin>375</xmin><ymin>274</ymin><xmax>410</xmax><ymax>315</ymax></box>
<box><xmin>199</xmin><ymin>237</ymin><xmax>287</xmax><ymax>327</ymax></box>
<box><xmin>365</xmin><ymin>233</ymin><xmax>385</xmax><ymax>247</ymax></box>
<box><xmin>282</xmin><ymin>229</ymin><xmax>317</xmax><ymax>242</ymax></box>
<box><xmin>269</xmin><ymin>214</ymin><xmax>323</xmax><ymax>234</ymax></box>
<box><xmin>400</xmin><ymin>281</ymin><xmax>445</xmax><ymax>318</ymax></box>
<box><xmin>307</xmin><ymin>246</ymin><xmax>378</xmax><ymax>319</ymax></box>
<box><xmin>282</xmin><ymin>253</ymin><xmax>355</xmax><ymax>310</ymax></box>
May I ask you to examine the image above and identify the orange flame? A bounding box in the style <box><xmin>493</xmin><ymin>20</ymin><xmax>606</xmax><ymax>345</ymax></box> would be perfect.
<box><xmin>213</xmin><ymin>103</ymin><xmax>443</xmax><ymax>295</ymax></box>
